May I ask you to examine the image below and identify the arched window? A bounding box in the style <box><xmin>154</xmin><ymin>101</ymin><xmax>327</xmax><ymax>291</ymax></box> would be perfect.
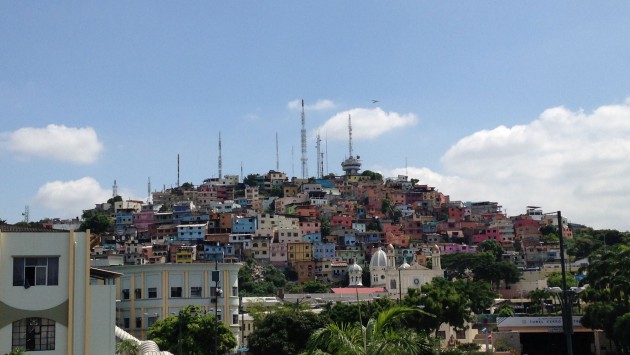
<box><xmin>390</xmin><ymin>279</ymin><xmax>397</xmax><ymax>290</ymax></box>
<box><xmin>12</xmin><ymin>317</ymin><xmax>55</xmax><ymax>351</ymax></box>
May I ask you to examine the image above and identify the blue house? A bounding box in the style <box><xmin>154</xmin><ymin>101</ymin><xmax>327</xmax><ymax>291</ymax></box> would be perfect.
<box><xmin>232</xmin><ymin>216</ymin><xmax>257</xmax><ymax>234</ymax></box>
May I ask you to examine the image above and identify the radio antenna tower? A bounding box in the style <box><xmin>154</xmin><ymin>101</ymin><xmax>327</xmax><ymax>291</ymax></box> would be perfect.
<box><xmin>218</xmin><ymin>132</ymin><xmax>223</xmax><ymax>179</ymax></box>
<box><xmin>276</xmin><ymin>132</ymin><xmax>280</xmax><ymax>171</ymax></box>
<box><xmin>316</xmin><ymin>133</ymin><xmax>323</xmax><ymax>178</ymax></box>
<box><xmin>147</xmin><ymin>177</ymin><xmax>152</xmax><ymax>203</ymax></box>
<box><xmin>300</xmin><ymin>99</ymin><xmax>308</xmax><ymax>178</ymax></box>
<box><xmin>22</xmin><ymin>205</ymin><xmax>30</xmax><ymax>223</ymax></box>
<box><xmin>348</xmin><ymin>114</ymin><xmax>353</xmax><ymax>157</ymax></box>
<box><xmin>113</xmin><ymin>179</ymin><xmax>118</xmax><ymax>197</ymax></box>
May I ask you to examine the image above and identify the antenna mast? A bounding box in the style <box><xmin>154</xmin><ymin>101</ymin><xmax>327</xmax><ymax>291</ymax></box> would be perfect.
<box><xmin>300</xmin><ymin>99</ymin><xmax>308</xmax><ymax>178</ymax></box>
<box><xmin>147</xmin><ymin>177</ymin><xmax>151</xmax><ymax>203</ymax></box>
<box><xmin>276</xmin><ymin>132</ymin><xmax>280</xmax><ymax>171</ymax></box>
<box><xmin>113</xmin><ymin>179</ymin><xmax>118</xmax><ymax>197</ymax></box>
<box><xmin>316</xmin><ymin>133</ymin><xmax>323</xmax><ymax>178</ymax></box>
<box><xmin>22</xmin><ymin>205</ymin><xmax>29</xmax><ymax>223</ymax></box>
<box><xmin>348</xmin><ymin>114</ymin><xmax>353</xmax><ymax>157</ymax></box>
<box><xmin>218</xmin><ymin>132</ymin><xmax>222</xmax><ymax>179</ymax></box>
<box><xmin>177</xmin><ymin>155</ymin><xmax>180</xmax><ymax>187</ymax></box>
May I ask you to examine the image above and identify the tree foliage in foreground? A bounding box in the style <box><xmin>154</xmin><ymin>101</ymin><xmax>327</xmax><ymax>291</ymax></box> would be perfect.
<box><xmin>248</xmin><ymin>308</ymin><xmax>326</xmax><ymax>355</ymax></box>
<box><xmin>581</xmin><ymin>244</ymin><xmax>630</xmax><ymax>352</ymax></box>
<box><xmin>304</xmin><ymin>306</ymin><xmax>433</xmax><ymax>355</ymax></box>
<box><xmin>147</xmin><ymin>305</ymin><xmax>236</xmax><ymax>355</ymax></box>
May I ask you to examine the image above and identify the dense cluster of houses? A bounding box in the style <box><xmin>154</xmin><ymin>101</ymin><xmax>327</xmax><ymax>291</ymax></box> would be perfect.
<box><xmin>87</xmin><ymin>168</ymin><xmax>579</xmax><ymax>297</ymax></box>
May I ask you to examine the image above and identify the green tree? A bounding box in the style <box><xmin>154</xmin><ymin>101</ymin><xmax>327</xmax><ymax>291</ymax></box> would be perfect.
<box><xmin>527</xmin><ymin>288</ymin><xmax>552</xmax><ymax>314</ymax></box>
<box><xmin>453</xmin><ymin>279</ymin><xmax>497</xmax><ymax>315</ymax></box>
<box><xmin>613</xmin><ymin>313</ymin><xmax>630</xmax><ymax>354</ymax></box>
<box><xmin>361</xmin><ymin>170</ymin><xmax>383</xmax><ymax>181</ymax></box>
<box><xmin>495</xmin><ymin>303</ymin><xmax>515</xmax><ymax>317</ymax></box>
<box><xmin>321</xmin><ymin>297</ymin><xmax>397</xmax><ymax>326</ymax></box>
<box><xmin>147</xmin><ymin>305</ymin><xmax>236</xmax><ymax>355</ymax></box>
<box><xmin>243</xmin><ymin>174</ymin><xmax>261</xmax><ymax>187</ymax></box>
<box><xmin>478</xmin><ymin>240</ymin><xmax>504</xmax><ymax>261</ymax></box>
<box><xmin>107</xmin><ymin>195</ymin><xmax>123</xmax><ymax>204</ymax></box>
<box><xmin>546</xmin><ymin>272</ymin><xmax>577</xmax><ymax>288</ymax></box>
<box><xmin>380</xmin><ymin>199</ymin><xmax>392</xmax><ymax>215</ymax></box>
<box><xmin>115</xmin><ymin>339</ymin><xmax>139</xmax><ymax>355</ymax></box>
<box><xmin>580</xmin><ymin>244</ymin><xmax>630</xmax><ymax>350</ymax></box>
<box><xmin>320</xmin><ymin>217</ymin><xmax>331</xmax><ymax>237</ymax></box>
<box><xmin>403</xmin><ymin>278</ymin><xmax>472</xmax><ymax>336</ymax></box>
<box><xmin>304</xmin><ymin>306</ymin><xmax>433</xmax><ymax>355</ymax></box>
<box><xmin>79</xmin><ymin>210</ymin><xmax>114</xmax><ymax>234</ymax></box>
<box><xmin>248</xmin><ymin>309</ymin><xmax>326</xmax><ymax>355</ymax></box>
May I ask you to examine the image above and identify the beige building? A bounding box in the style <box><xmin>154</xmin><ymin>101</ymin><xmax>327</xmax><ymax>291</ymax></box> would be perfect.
<box><xmin>102</xmin><ymin>261</ymin><xmax>243</xmax><ymax>347</ymax></box>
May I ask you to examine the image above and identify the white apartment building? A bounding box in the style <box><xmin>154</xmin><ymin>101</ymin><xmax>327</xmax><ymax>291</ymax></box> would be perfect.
<box><xmin>0</xmin><ymin>226</ymin><xmax>118</xmax><ymax>354</ymax></box>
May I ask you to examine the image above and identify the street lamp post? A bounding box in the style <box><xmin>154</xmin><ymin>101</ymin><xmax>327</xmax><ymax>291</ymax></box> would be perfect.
<box><xmin>545</xmin><ymin>211</ymin><xmax>574</xmax><ymax>355</ymax></box>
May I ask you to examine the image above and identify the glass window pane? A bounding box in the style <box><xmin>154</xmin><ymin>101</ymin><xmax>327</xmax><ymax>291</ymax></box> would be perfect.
<box><xmin>36</xmin><ymin>267</ymin><xmax>47</xmax><ymax>285</ymax></box>
<box><xmin>13</xmin><ymin>258</ymin><xmax>24</xmax><ymax>286</ymax></box>
<box><xmin>47</xmin><ymin>258</ymin><xmax>59</xmax><ymax>285</ymax></box>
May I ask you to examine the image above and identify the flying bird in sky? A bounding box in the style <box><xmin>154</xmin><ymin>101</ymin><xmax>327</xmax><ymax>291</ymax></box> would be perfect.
<box><xmin>371</xmin><ymin>99</ymin><xmax>379</xmax><ymax>103</ymax></box>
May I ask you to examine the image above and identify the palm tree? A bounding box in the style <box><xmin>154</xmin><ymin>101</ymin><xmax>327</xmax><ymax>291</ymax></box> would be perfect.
<box><xmin>304</xmin><ymin>306</ymin><xmax>433</xmax><ymax>355</ymax></box>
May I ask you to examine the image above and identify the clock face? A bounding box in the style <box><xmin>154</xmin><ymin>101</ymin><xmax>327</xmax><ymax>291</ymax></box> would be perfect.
<box><xmin>380</xmin><ymin>275</ymin><xmax>385</xmax><ymax>279</ymax></box>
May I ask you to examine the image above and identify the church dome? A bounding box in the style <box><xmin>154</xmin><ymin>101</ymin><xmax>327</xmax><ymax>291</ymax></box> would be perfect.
<box><xmin>348</xmin><ymin>261</ymin><xmax>363</xmax><ymax>273</ymax></box>
<box><xmin>370</xmin><ymin>248</ymin><xmax>388</xmax><ymax>268</ymax></box>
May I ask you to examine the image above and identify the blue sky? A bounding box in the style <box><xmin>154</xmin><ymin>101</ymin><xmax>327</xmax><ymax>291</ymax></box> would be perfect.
<box><xmin>2</xmin><ymin>2</ymin><xmax>630</xmax><ymax>230</ymax></box>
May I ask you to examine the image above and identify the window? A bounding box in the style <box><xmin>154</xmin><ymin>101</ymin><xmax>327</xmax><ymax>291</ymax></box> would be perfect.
<box><xmin>135</xmin><ymin>317</ymin><xmax>142</xmax><ymax>328</ymax></box>
<box><xmin>122</xmin><ymin>289</ymin><xmax>130</xmax><ymax>300</ymax></box>
<box><xmin>134</xmin><ymin>288</ymin><xmax>142</xmax><ymax>299</ymax></box>
<box><xmin>148</xmin><ymin>287</ymin><xmax>157</xmax><ymax>299</ymax></box>
<box><xmin>123</xmin><ymin>318</ymin><xmax>130</xmax><ymax>328</ymax></box>
<box><xmin>456</xmin><ymin>330</ymin><xmax>466</xmax><ymax>339</ymax></box>
<box><xmin>232</xmin><ymin>287</ymin><xmax>238</xmax><ymax>297</ymax></box>
<box><xmin>147</xmin><ymin>316</ymin><xmax>158</xmax><ymax>327</ymax></box>
<box><xmin>12</xmin><ymin>318</ymin><xmax>55</xmax><ymax>351</ymax></box>
<box><xmin>13</xmin><ymin>257</ymin><xmax>59</xmax><ymax>287</ymax></box>
<box><xmin>170</xmin><ymin>287</ymin><xmax>182</xmax><ymax>298</ymax></box>
<box><xmin>191</xmin><ymin>287</ymin><xmax>202</xmax><ymax>298</ymax></box>
<box><xmin>233</xmin><ymin>314</ymin><xmax>239</xmax><ymax>324</ymax></box>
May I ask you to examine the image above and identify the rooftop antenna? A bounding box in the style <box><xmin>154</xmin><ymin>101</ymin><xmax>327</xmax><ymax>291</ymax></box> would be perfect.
<box><xmin>300</xmin><ymin>99</ymin><xmax>308</xmax><ymax>178</ymax></box>
<box><xmin>325</xmin><ymin>133</ymin><xmax>329</xmax><ymax>176</ymax></box>
<box><xmin>147</xmin><ymin>177</ymin><xmax>152</xmax><ymax>203</ymax></box>
<box><xmin>316</xmin><ymin>133</ymin><xmax>323</xmax><ymax>178</ymax></box>
<box><xmin>240</xmin><ymin>161</ymin><xmax>243</xmax><ymax>181</ymax></box>
<box><xmin>348</xmin><ymin>114</ymin><xmax>353</xmax><ymax>157</ymax></box>
<box><xmin>22</xmin><ymin>205</ymin><xmax>29</xmax><ymax>223</ymax></box>
<box><xmin>276</xmin><ymin>132</ymin><xmax>280</xmax><ymax>171</ymax></box>
<box><xmin>113</xmin><ymin>179</ymin><xmax>118</xmax><ymax>197</ymax></box>
<box><xmin>218</xmin><ymin>132</ymin><xmax>222</xmax><ymax>179</ymax></box>
<box><xmin>177</xmin><ymin>154</ymin><xmax>180</xmax><ymax>187</ymax></box>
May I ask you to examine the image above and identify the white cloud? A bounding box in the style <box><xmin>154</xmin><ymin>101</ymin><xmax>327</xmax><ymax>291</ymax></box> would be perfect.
<box><xmin>2</xmin><ymin>124</ymin><xmax>103</xmax><ymax>164</ymax></box>
<box><xmin>313</xmin><ymin>108</ymin><xmax>418</xmax><ymax>141</ymax></box>
<box><xmin>287</xmin><ymin>99</ymin><xmax>337</xmax><ymax>111</ymax></box>
<box><xmin>32</xmin><ymin>177</ymin><xmax>112</xmax><ymax>218</ymax></box>
<box><xmin>386</xmin><ymin>101</ymin><xmax>630</xmax><ymax>231</ymax></box>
